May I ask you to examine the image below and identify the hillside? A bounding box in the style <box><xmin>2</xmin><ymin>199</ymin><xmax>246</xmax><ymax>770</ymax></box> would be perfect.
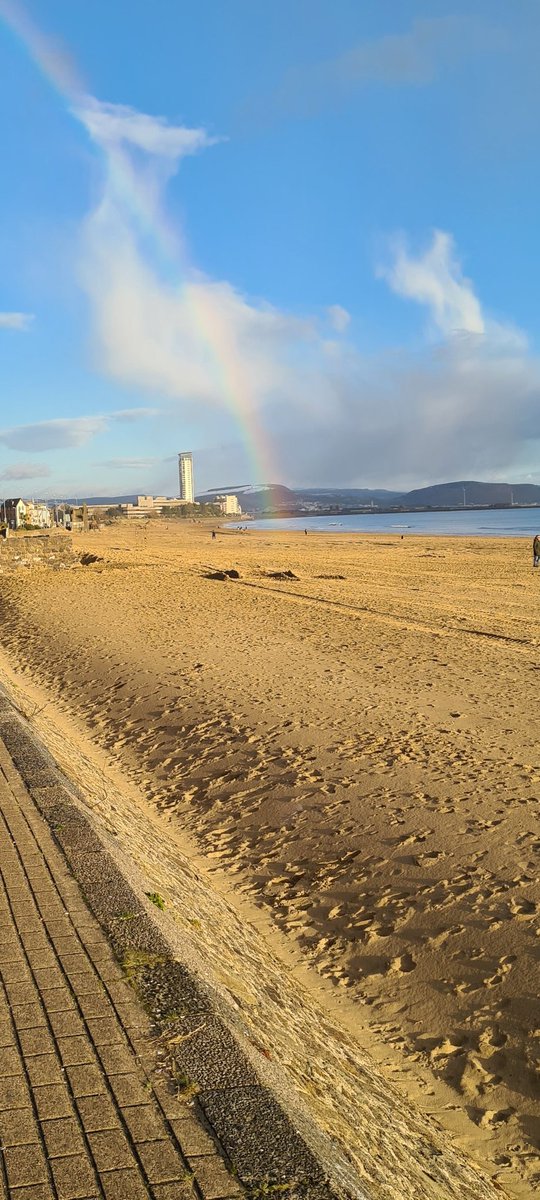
<box><xmin>197</xmin><ymin>484</ymin><xmax>402</xmax><ymax>512</ymax></box>
<box><xmin>197</xmin><ymin>484</ymin><xmax>300</xmax><ymax>512</ymax></box>
<box><xmin>297</xmin><ymin>487</ymin><xmax>402</xmax><ymax>504</ymax></box>
<box><xmin>395</xmin><ymin>481</ymin><xmax>540</xmax><ymax>507</ymax></box>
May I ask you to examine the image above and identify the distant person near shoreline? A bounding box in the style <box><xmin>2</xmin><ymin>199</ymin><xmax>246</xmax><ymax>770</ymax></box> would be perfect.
<box><xmin>534</xmin><ymin>534</ymin><xmax>540</xmax><ymax>567</ymax></box>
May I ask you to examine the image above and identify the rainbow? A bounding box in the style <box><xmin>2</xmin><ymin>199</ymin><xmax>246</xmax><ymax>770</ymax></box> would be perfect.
<box><xmin>0</xmin><ymin>0</ymin><xmax>276</xmax><ymax>489</ymax></box>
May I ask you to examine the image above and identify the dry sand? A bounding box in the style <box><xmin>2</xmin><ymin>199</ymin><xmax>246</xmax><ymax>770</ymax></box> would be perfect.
<box><xmin>0</xmin><ymin>520</ymin><xmax>539</xmax><ymax>1197</ymax></box>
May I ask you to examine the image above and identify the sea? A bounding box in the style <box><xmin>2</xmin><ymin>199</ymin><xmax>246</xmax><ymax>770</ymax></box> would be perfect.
<box><xmin>248</xmin><ymin>508</ymin><xmax>540</xmax><ymax>538</ymax></box>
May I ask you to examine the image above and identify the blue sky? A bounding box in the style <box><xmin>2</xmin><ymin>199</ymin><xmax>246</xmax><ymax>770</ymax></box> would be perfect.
<box><xmin>0</xmin><ymin>0</ymin><xmax>539</xmax><ymax>495</ymax></box>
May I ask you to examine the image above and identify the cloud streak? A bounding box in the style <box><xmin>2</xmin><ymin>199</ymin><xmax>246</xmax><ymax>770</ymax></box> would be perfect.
<box><xmin>327</xmin><ymin>305</ymin><xmax>350</xmax><ymax>334</ymax></box>
<box><xmin>102</xmin><ymin>456</ymin><xmax>160</xmax><ymax>470</ymax></box>
<box><xmin>0</xmin><ymin>312</ymin><xmax>34</xmax><ymax>330</ymax></box>
<box><xmin>260</xmin><ymin>16</ymin><xmax>505</xmax><ymax>120</ymax></box>
<box><xmin>0</xmin><ymin>462</ymin><xmax>51</xmax><ymax>481</ymax></box>
<box><xmin>0</xmin><ymin>409</ymin><xmax>154</xmax><ymax>452</ymax></box>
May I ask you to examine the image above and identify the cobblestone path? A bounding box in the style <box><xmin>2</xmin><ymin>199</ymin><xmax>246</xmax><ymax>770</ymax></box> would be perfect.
<box><xmin>0</xmin><ymin>743</ymin><xmax>241</xmax><ymax>1200</ymax></box>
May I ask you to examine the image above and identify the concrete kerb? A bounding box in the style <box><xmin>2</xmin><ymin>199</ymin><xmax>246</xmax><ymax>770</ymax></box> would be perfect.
<box><xmin>0</xmin><ymin>687</ymin><xmax>338</xmax><ymax>1200</ymax></box>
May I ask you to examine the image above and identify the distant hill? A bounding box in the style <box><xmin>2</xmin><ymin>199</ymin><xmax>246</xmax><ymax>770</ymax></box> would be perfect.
<box><xmin>197</xmin><ymin>480</ymin><xmax>540</xmax><ymax>513</ymax></box>
<box><xmin>395</xmin><ymin>481</ymin><xmax>540</xmax><ymax>508</ymax></box>
<box><xmin>196</xmin><ymin>484</ymin><xmax>299</xmax><ymax>512</ymax></box>
<box><xmin>45</xmin><ymin>480</ymin><xmax>540</xmax><ymax>515</ymax></box>
<box><xmin>297</xmin><ymin>487</ymin><xmax>402</xmax><ymax>505</ymax></box>
<box><xmin>196</xmin><ymin>484</ymin><xmax>402</xmax><ymax>512</ymax></box>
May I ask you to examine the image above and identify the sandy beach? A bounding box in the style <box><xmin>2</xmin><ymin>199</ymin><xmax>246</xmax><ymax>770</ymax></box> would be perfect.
<box><xmin>0</xmin><ymin>520</ymin><xmax>539</xmax><ymax>1197</ymax></box>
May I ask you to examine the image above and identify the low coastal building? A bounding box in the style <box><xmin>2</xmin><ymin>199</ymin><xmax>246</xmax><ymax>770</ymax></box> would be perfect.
<box><xmin>85</xmin><ymin>495</ymin><xmax>198</xmax><ymax>520</ymax></box>
<box><xmin>125</xmin><ymin>495</ymin><xmax>196</xmax><ymax>518</ymax></box>
<box><xmin>214</xmin><ymin>494</ymin><xmax>242</xmax><ymax>516</ymax></box>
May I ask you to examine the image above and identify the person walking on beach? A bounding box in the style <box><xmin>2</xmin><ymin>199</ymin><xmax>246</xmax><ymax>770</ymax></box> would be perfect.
<box><xmin>533</xmin><ymin>533</ymin><xmax>540</xmax><ymax>567</ymax></box>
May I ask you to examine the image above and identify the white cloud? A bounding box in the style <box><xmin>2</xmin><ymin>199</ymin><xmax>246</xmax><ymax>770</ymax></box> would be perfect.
<box><xmin>82</xmin><ymin>233</ymin><xmax>315</xmax><ymax>414</ymax></box>
<box><xmin>0</xmin><ymin>312</ymin><xmax>34</xmax><ymax>331</ymax></box>
<box><xmin>378</xmin><ymin>230</ymin><xmax>485</xmax><ymax>336</ymax></box>
<box><xmin>69</xmin><ymin>91</ymin><xmax>540</xmax><ymax>489</ymax></box>
<box><xmin>0</xmin><ymin>409</ymin><xmax>154</xmax><ymax>452</ymax></box>
<box><xmin>327</xmin><ymin>305</ymin><xmax>350</xmax><ymax>333</ymax></box>
<box><xmin>76</xmin><ymin>97</ymin><xmax>217</xmax><ymax>161</ymax></box>
<box><xmin>273</xmin><ymin>336</ymin><xmax>540</xmax><ymax>488</ymax></box>
<box><xmin>0</xmin><ymin>462</ymin><xmax>51</xmax><ymax>481</ymax></box>
<box><xmin>73</xmin><ymin>98</ymin><xmax>316</xmax><ymax>429</ymax></box>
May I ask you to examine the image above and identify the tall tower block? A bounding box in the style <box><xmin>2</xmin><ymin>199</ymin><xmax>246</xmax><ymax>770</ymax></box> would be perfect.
<box><xmin>178</xmin><ymin>452</ymin><xmax>194</xmax><ymax>503</ymax></box>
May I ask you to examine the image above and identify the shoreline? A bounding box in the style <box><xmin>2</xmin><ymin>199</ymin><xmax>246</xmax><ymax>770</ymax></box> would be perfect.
<box><xmin>245</xmin><ymin>515</ymin><xmax>540</xmax><ymax>537</ymax></box>
<box><xmin>0</xmin><ymin>523</ymin><xmax>538</xmax><ymax>1195</ymax></box>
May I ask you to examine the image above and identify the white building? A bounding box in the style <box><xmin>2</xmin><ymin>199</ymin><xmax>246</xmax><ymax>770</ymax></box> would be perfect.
<box><xmin>27</xmin><ymin>501</ymin><xmax>52</xmax><ymax>528</ymax></box>
<box><xmin>178</xmin><ymin>452</ymin><xmax>194</xmax><ymax>504</ymax></box>
<box><xmin>3</xmin><ymin>498</ymin><xmax>51</xmax><ymax>529</ymax></box>
<box><xmin>4</xmin><ymin>498</ymin><xmax>27</xmax><ymax>529</ymax></box>
<box><xmin>215</xmin><ymin>494</ymin><xmax>242</xmax><ymax>516</ymax></box>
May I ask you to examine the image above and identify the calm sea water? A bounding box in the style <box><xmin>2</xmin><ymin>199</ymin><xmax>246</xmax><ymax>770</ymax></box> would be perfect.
<box><xmin>248</xmin><ymin>508</ymin><xmax>540</xmax><ymax>538</ymax></box>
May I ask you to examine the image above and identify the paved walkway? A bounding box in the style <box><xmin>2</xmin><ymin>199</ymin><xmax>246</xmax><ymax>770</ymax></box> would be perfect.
<box><xmin>0</xmin><ymin>741</ymin><xmax>241</xmax><ymax>1200</ymax></box>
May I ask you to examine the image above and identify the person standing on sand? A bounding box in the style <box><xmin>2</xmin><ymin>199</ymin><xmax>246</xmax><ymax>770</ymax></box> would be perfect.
<box><xmin>533</xmin><ymin>534</ymin><xmax>540</xmax><ymax>567</ymax></box>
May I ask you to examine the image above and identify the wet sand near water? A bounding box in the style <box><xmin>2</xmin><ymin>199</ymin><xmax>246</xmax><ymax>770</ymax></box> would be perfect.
<box><xmin>0</xmin><ymin>521</ymin><xmax>539</xmax><ymax>1197</ymax></box>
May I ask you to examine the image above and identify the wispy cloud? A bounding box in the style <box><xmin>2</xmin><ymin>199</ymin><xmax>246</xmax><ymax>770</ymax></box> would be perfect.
<box><xmin>0</xmin><ymin>462</ymin><xmax>51</xmax><ymax>481</ymax></box>
<box><xmin>102</xmin><ymin>456</ymin><xmax>160</xmax><ymax>470</ymax></box>
<box><xmin>0</xmin><ymin>409</ymin><xmax>154</xmax><ymax>452</ymax></box>
<box><xmin>327</xmin><ymin>305</ymin><xmax>350</xmax><ymax>334</ymax></box>
<box><xmin>378</xmin><ymin>230</ymin><xmax>485</xmax><ymax>337</ymax></box>
<box><xmin>76</xmin><ymin>97</ymin><xmax>217</xmax><ymax>160</ymax></box>
<box><xmin>259</xmin><ymin>17</ymin><xmax>505</xmax><ymax>120</ymax></box>
<box><xmin>110</xmin><ymin>407</ymin><xmax>158</xmax><ymax>423</ymax></box>
<box><xmin>378</xmin><ymin>230</ymin><xmax>528</xmax><ymax>354</ymax></box>
<box><xmin>0</xmin><ymin>312</ymin><xmax>34</xmax><ymax>331</ymax></box>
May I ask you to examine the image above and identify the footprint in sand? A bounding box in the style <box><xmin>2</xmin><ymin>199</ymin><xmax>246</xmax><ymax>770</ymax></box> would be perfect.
<box><xmin>430</xmin><ymin>925</ymin><xmax>465</xmax><ymax>948</ymax></box>
<box><xmin>509</xmin><ymin>897</ymin><xmax>537</xmax><ymax>917</ymax></box>
<box><xmin>389</xmin><ymin>953</ymin><xmax>416</xmax><ymax>974</ymax></box>
<box><xmin>484</xmin><ymin>955</ymin><xmax>517</xmax><ymax>988</ymax></box>
<box><xmin>475</xmin><ymin>1108</ymin><xmax>516</xmax><ymax>1129</ymax></box>
<box><xmin>393</xmin><ymin>829</ymin><xmax>432</xmax><ymax>847</ymax></box>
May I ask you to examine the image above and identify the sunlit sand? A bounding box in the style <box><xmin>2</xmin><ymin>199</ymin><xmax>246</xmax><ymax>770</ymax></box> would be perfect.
<box><xmin>0</xmin><ymin>520</ymin><xmax>538</xmax><ymax>1198</ymax></box>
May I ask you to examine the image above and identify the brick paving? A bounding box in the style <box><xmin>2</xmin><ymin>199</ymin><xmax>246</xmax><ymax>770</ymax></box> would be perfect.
<box><xmin>0</xmin><ymin>744</ymin><xmax>242</xmax><ymax>1200</ymax></box>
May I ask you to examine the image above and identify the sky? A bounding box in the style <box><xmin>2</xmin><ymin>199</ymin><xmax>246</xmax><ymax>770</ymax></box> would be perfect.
<box><xmin>0</xmin><ymin>0</ymin><xmax>539</xmax><ymax>496</ymax></box>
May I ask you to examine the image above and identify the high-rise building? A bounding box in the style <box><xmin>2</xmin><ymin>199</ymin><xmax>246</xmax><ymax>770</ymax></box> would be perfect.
<box><xmin>178</xmin><ymin>452</ymin><xmax>194</xmax><ymax>503</ymax></box>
